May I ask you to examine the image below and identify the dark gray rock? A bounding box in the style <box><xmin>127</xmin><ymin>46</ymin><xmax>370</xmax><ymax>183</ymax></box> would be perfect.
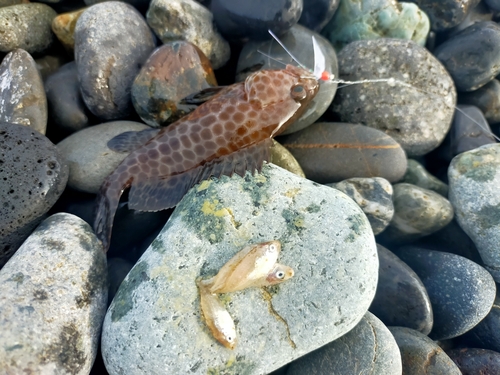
<box><xmin>84</xmin><ymin>0</ymin><xmax>151</xmax><ymax>12</ymax></box>
<box><xmin>279</xmin><ymin>122</ymin><xmax>407</xmax><ymax>183</ymax></box>
<box><xmin>448</xmin><ymin>143</ymin><xmax>500</xmax><ymax>282</ymax></box>
<box><xmin>460</xmin><ymin>79</ymin><xmax>500</xmax><ymax>123</ymax></box>
<box><xmin>329</xmin><ymin>178</ymin><xmax>394</xmax><ymax>234</ymax></box>
<box><xmin>378</xmin><ymin>183</ymin><xmax>454</xmax><ymax>244</ymax></box>
<box><xmin>0</xmin><ymin>213</ymin><xmax>107</xmax><ymax>374</ymax></box>
<box><xmin>287</xmin><ymin>312</ymin><xmax>402</xmax><ymax>375</ymax></box>
<box><xmin>147</xmin><ymin>0</ymin><xmax>230</xmax><ymax>69</ymax></box>
<box><xmin>0</xmin><ymin>49</ymin><xmax>47</xmax><ymax>134</ymax></box>
<box><xmin>461</xmin><ymin>293</ymin><xmax>500</xmax><ymax>352</ymax></box>
<box><xmin>370</xmin><ymin>244</ymin><xmax>433</xmax><ymax>334</ymax></box>
<box><xmin>236</xmin><ymin>25</ymin><xmax>338</xmax><ymax>135</ymax></box>
<box><xmin>447</xmin><ymin>348</ymin><xmax>500</xmax><ymax>374</ymax></box>
<box><xmin>0</xmin><ymin>3</ymin><xmax>56</xmax><ymax>54</ymax></box>
<box><xmin>74</xmin><ymin>1</ymin><xmax>156</xmax><ymax>120</ymax></box>
<box><xmin>435</xmin><ymin>21</ymin><xmax>500</xmax><ymax>91</ymax></box>
<box><xmin>447</xmin><ymin>1</ymin><xmax>493</xmax><ymax>36</ymax></box>
<box><xmin>35</xmin><ymin>54</ymin><xmax>68</xmax><ymax>81</ymax></box>
<box><xmin>400</xmin><ymin>159</ymin><xmax>449</xmax><ymax>196</ymax></box>
<box><xmin>410</xmin><ymin>0</ymin><xmax>480</xmax><ymax>31</ymax></box>
<box><xmin>485</xmin><ymin>0</ymin><xmax>500</xmax><ymax>11</ymax></box>
<box><xmin>389</xmin><ymin>326</ymin><xmax>462</xmax><ymax>375</ymax></box>
<box><xmin>395</xmin><ymin>246</ymin><xmax>496</xmax><ymax>340</ymax></box>
<box><xmin>107</xmin><ymin>258</ymin><xmax>133</xmax><ymax>306</ymax></box>
<box><xmin>331</xmin><ymin>38</ymin><xmax>457</xmax><ymax>156</ymax></box>
<box><xmin>299</xmin><ymin>0</ymin><xmax>339</xmax><ymax>32</ymax></box>
<box><xmin>0</xmin><ymin>123</ymin><xmax>68</xmax><ymax>268</ymax></box>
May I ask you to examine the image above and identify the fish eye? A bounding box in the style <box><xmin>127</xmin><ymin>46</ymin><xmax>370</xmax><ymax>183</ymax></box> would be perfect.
<box><xmin>291</xmin><ymin>84</ymin><xmax>307</xmax><ymax>101</ymax></box>
<box><xmin>277</xmin><ymin>271</ymin><xmax>285</xmax><ymax>279</ymax></box>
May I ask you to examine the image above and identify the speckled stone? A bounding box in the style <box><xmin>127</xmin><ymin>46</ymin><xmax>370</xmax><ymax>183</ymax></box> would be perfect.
<box><xmin>299</xmin><ymin>0</ymin><xmax>339</xmax><ymax>32</ymax></box>
<box><xmin>389</xmin><ymin>327</ymin><xmax>462</xmax><ymax>375</ymax></box>
<box><xmin>147</xmin><ymin>0</ymin><xmax>230</xmax><ymax>69</ymax></box>
<box><xmin>322</xmin><ymin>0</ymin><xmax>430</xmax><ymax>50</ymax></box>
<box><xmin>447</xmin><ymin>348</ymin><xmax>500</xmax><ymax>374</ymax></box>
<box><xmin>270</xmin><ymin>140</ymin><xmax>305</xmax><ymax>178</ymax></box>
<box><xmin>378</xmin><ymin>183</ymin><xmax>454</xmax><ymax>244</ymax></box>
<box><xmin>435</xmin><ymin>22</ymin><xmax>500</xmax><ymax>92</ymax></box>
<box><xmin>51</xmin><ymin>8</ymin><xmax>85</xmax><ymax>51</ymax></box>
<box><xmin>461</xmin><ymin>293</ymin><xmax>500</xmax><ymax>352</ymax></box>
<box><xmin>131</xmin><ymin>41</ymin><xmax>217</xmax><ymax>127</ymax></box>
<box><xmin>287</xmin><ymin>312</ymin><xmax>402</xmax><ymax>375</ymax></box>
<box><xmin>449</xmin><ymin>144</ymin><xmax>500</xmax><ymax>282</ymax></box>
<box><xmin>0</xmin><ymin>123</ymin><xmax>68</xmax><ymax>268</ymax></box>
<box><xmin>331</xmin><ymin>38</ymin><xmax>457</xmax><ymax>156</ymax></box>
<box><xmin>280</xmin><ymin>122</ymin><xmax>408</xmax><ymax>183</ymax></box>
<box><xmin>400</xmin><ymin>159</ymin><xmax>449</xmax><ymax>196</ymax></box>
<box><xmin>0</xmin><ymin>3</ymin><xmax>56</xmax><ymax>54</ymax></box>
<box><xmin>0</xmin><ymin>213</ymin><xmax>108</xmax><ymax>374</ymax></box>
<box><xmin>0</xmin><ymin>49</ymin><xmax>47</xmax><ymax>135</ymax></box>
<box><xmin>329</xmin><ymin>177</ymin><xmax>394</xmax><ymax>234</ymax></box>
<box><xmin>74</xmin><ymin>2</ymin><xmax>156</xmax><ymax>120</ymax></box>
<box><xmin>101</xmin><ymin>163</ymin><xmax>379</xmax><ymax>374</ymax></box>
<box><xmin>460</xmin><ymin>79</ymin><xmax>500</xmax><ymax>123</ymax></box>
<box><xmin>395</xmin><ymin>246</ymin><xmax>496</xmax><ymax>340</ymax></box>
<box><xmin>57</xmin><ymin>121</ymin><xmax>149</xmax><ymax>194</ymax></box>
<box><xmin>0</xmin><ymin>0</ymin><xmax>28</xmax><ymax>6</ymax></box>
<box><xmin>236</xmin><ymin>25</ymin><xmax>337</xmax><ymax>135</ymax></box>
<box><xmin>411</xmin><ymin>0</ymin><xmax>480</xmax><ymax>31</ymax></box>
<box><xmin>370</xmin><ymin>244</ymin><xmax>433</xmax><ymax>334</ymax></box>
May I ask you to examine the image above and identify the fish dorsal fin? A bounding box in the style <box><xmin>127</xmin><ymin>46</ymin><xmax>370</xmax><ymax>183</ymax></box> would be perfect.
<box><xmin>107</xmin><ymin>128</ymin><xmax>161</xmax><ymax>153</ymax></box>
<box><xmin>127</xmin><ymin>138</ymin><xmax>273</xmax><ymax>212</ymax></box>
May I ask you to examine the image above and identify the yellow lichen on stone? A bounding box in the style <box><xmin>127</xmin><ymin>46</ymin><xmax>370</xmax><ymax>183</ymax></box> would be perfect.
<box><xmin>201</xmin><ymin>199</ymin><xmax>229</xmax><ymax>218</ymax></box>
<box><xmin>197</xmin><ymin>180</ymin><xmax>212</xmax><ymax>192</ymax></box>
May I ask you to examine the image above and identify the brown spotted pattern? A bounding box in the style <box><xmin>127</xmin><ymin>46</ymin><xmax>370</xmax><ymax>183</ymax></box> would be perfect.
<box><xmin>94</xmin><ymin>65</ymin><xmax>320</xmax><ymax>251</ymax></box>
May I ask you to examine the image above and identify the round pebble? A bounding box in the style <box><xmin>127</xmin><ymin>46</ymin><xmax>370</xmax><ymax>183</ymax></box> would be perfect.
<box><xmin>269</xmin><ymin>140</ymin><xmax>305</xmax><ymax>178</ymax></box>
<box><xmin>84</xmin><ymin>0</ymin><xmax>151</xmax><ymax>12</ymax></box>
<box><xmin>485</xmin><ymin>0</ymin><xmax>500</xmax><ymax>11</ymax></box>
<box><xmin>331</xmin><ymin>38</ymin><xmax>457</xmax><ymax>156</ymax></box>
<box><xmin>447</xmin><ymin>348</ymin><xmax>500</xmax><ymax>374</ymax></box>
<box><xmin>400</xmin><ymin>159</ymin><xmax>449</xmax><ymax>196</ymax></box>
<box><xmin>51</xmin><ymin>8</ymin><xmax>85</xmax><ymax>51</ymax></box>
<box><xmin>411</xmin><ymin>0</ymin><xmax>480</xmax><ymax>31</ymax></box>
<box><xmin>447</xmin><ymin>1</ymin><xmax>493</xmax><ymax>36</ymax></box>
<box><xmin>298</xmin><ymin>0</ymin><xmax>339</xmax><ymax>32</ymax></box>
<box><xmin>460</xmin><ymin>79</ymin><xmax>500</xmax><ymax>123</ymax></box>
<box><xmin>461</xmin><ymin>294</ymin><xmax>500</xmax><ymax>352</ymax></box>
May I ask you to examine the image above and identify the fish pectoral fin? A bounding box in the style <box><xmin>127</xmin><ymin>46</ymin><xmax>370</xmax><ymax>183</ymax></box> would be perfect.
<box><xmin>180</xmin><ymin>87</ymin><xmax>227</xmax><ymax>105</ymax></box>
<box><xmin>107</xmin><ymin>128</ymin><xmax>161</xmax><ymax>153</ymax></box>
<box><xmin>127</xmin><ymin>139</ymin><xmax>273</xmax><ymax>212</ymax></box>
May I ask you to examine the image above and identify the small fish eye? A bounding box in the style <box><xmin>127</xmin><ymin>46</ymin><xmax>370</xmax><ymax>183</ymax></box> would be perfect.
<box><xmin>291</xmin><ymin>84</ymin><xmax>307</xmax><ymax>101</ymax></box>
<box><xmin>293</xmin><ymin>85</ymin><xmax>304</xmax><ymax>93</ymax></box>
<box><xmin>277</xmin><ymin>271</ymin><xmax>285</xmax><ymax>279</ymax></box>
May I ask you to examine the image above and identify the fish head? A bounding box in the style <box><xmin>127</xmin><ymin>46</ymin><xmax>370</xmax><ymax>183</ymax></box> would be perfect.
<box><xmin>266</xmin><ymin>263</ymin><xmax>294</xmax><ymax>285</ymax></box>
<box><xmin>215</xmin><ymin>322</ymin><xmax>237</xmax><ymax>350</ymax></box>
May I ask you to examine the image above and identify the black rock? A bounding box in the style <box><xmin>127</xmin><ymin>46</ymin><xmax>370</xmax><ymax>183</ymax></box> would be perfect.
<box><xmin>447</xmin><ymin>347</ymin><xmax>500</xmax><ymax>374</ymax></box>
<box><xmin>409</xmin><ymin>0</ymin><xmax>480</xmax><ymax>31</ymax></box>
<box><xmin>460</xmin><ymin>79</ymin><xmax>500</xmax><ymax>123</ymax></box>
<box><xmin>84</xmin><ymin>0</ymin><xmax>151</xmax><ymax>13</ymax></box>
<box><xmin>485</xmin><ymin>0</ymin><xmax>500</xmax><ymax>11</ymax></box>
<box><xmin>298</xmin><ymin>0</ymin><xmax>339</xmax><ymax>32</ymax></box>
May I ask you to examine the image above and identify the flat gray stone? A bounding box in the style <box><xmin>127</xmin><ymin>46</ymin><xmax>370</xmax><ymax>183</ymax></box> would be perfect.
<box><xmin>449</xmin><ymin>143</ymin><xmax>500</xmax><ymax>281</ymax></box>
<box><xmin>102</xmin><ymin>164</ymin><xmax>379</xmax><ymax>374</ymax></box>
<box><xmin>57</xmin><ymin>121</ymin><xmax>149</xmax><ymax>194</ymax></box>
<box><xmin>0</xmin><ymin>213</ymin><xmax>108</xmax><ymax>374</ymax></box>
<box><xmin>287</xmin><ymin>312</ymin><xmax>402</xmax><ymax>375</ymax></box>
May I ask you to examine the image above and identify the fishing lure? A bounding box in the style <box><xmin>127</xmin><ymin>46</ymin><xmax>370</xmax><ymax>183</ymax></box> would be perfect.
<box><xmin>93</xmin><ymin>33</ymin><xmax>326</xmax><ymax>251</ymax></box>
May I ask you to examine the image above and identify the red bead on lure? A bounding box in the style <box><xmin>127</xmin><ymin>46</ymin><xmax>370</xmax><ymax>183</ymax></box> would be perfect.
<box><xmin>94</xmin><ymin>31</ymin><xmax>329</xmax><ymax>251</ymax></box>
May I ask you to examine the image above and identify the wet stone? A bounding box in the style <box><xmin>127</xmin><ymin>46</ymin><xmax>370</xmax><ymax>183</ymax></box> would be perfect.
<box><xmin>322</xmin><ymin>0</ymin><xmax>430</xmax><ymax>50</ymax></box>
<box><xmin>0</xmin><ymin>123</ymin><xmax>68</xmax><ymax>268</ymax></box>
<box><xmin>389</xmin><ymin>327</ymin><xmax>462</xmax><ymax>375</ymax></box>
<box><xmin>448</xmin><ymin>143</ymin><xmax>500</xmax><ymax>282</ymax></box>
<box><xmin>147</xmin><ymin>0</ymin><xmax>230</xmax><ymax>69</ymax></box>
<box><xmin>331</xmin><ymin>38</ymin><xmax>456</xmax><ymax>156</ymax></box>
<box><xmin>51</xmin><ymin>8</ymin><xmax>85</xmax><ymax>51</ymax></box>
<box><xmin>394</xmin><ymin>246</ymin><xmax>496</xmax><ymax>340</ymax></box>
<box><xmin>280</xmin><ymin>123</ymin><xmax>407</xmax><ymax>184</ymax></box>
<box><xmin>378</xmin><ymin>183</ymin><xmax>454</xmax><ymax>244</ymax></box>
<box><xmin>0</xmin><ymin>3</ymin><xmax>56</xmax><ymax>54</ymax></box>
<box><xmin>101</xmin><ymin>163</ymin><xmax>379</xmax><ymax>374</ymax></box>
<box><xmin>210</xmin><ymin>0</ymin><xmax>302</xmax><ymax>41</ymax></box>
<box><xmin>370</xmin><ymin>244</ymin><xmax>433</xmax><ymax>334</ymax></box>
<box><xmin>57</xmin><ymin>121</ymin><xmax>149</xmax><ymax>194</ymax></box>
<box><xmin>75</xmin><ymin>1</ymin><xmax>156</xmax><ymax>120</ymax></box>
<box><xmin>447</xmin><ymin>348</ymin><xmax>500</xmax><ymax>374</ymax></box>
<box><xmin>460</xmin><ymin>79</ymin><xmax>500</xmax><ymax>123</ymax></box>
<box><xmin>298</xmin><ymin>0</ymin><xmax>339</xmax><ymax>32</ymax></box>
<box><xmin>411</xmin><ymin>0</ymin><xmax>480</xmax><ymax>31</ymax></box>
<box><xmin>0</xmin><ymin>213</ymin><xmax>108</xmax><ymax>374</ymax></box>
<box><xmin>270</xmin><ymin>140</ymin><xmax>305</xmax><ymax>178</ymax></box>
<box><xmin>131</xmin><ymin>41</ymin><xmax>217</xmax><ymax>127</ymax></box>
<box><xmin>287</xmin><ymin>312</ymin><xmax>402</xmax><ymax>375</ymax></box>
<box><xmin>434</xmin><ymin>21</ymin><xmax>500</xmax><ymax>92</ymax></box>
<box><xmin>0</xmin><ymin>49</ymin><xmax>47</xmax><ymax>135</ymax></box>
<box><xmin>329</xmin><ymin>177</ymin><xmax>394</xmax><ymax>235</ymax></box>
<box><xmin>236</xmin><ymin>25</ymin><xmax>337</xmax><ymax>135</ymax></box>
<box><xmin>400</xmin><ymin>159</ymin><xmax>449</xmax><ymax>196</ymax></box>
<box><xmin>461</xmin><ymin>293</ymin><xmax>500</xmax><ymax>352</ymax></box>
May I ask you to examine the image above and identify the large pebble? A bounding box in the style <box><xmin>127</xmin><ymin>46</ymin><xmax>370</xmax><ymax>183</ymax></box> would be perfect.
<box><xmin>447</xmin><ymin>348</ymin><xmax>500</xmax><ymax>374</ymax></box>
<box><xmin>0</xmin><ymin>213</ymin><xmax>107</xmax><ymax>374</ymax></box>
<box><xmin>75</xmin><ymin>2</ymin><xmax>156</xmax><ymax>120</ymax></box>
<box><xmin>395</xmin><ymin>246</ymin><xmax>496</xmax><ymax>340</ymax></box>
<box><xmin>331</xmin><ymin>38</ymin><xmax>457</xmax><ymax>156</ymax></box>
<box><xmin>370</xmin><ymin>244</ymin><xmax>433</xmax><ymax>334</ymax></box>
<box><xmin>287</xmin><ymin>312</ymin><xmax>402</xmax><ymax>375</ymax></box>
<box><xmin>447</xmin><ymin>1</ymin><xmax>493</xmax><ymax>36</ymax></box>
<box><xmin>460</xmin><ymin>79</ymin><xmax>500</xmax><ymax>123</ymax></box>
<box><xmin>101</xmin><ymin>164</ymin><xmax>379</xmax><ymax>374</ymax></box>
<box><xmin>0</xmin><ymin>0</ymin><xmax>29</xmax><ymax>6</ymax></box>
<box><xmin>389</xmin><ymin>326</ymin><xmax>462</xmax><ymax>375</ymax></box>
<box><xmin>0</xmin><ymin>123</ymin><xmax>68</xmax><ymax>267</ymax></box>
<box><xmin>434</xmin><ymin>21</ymin><xmax>500</xmax><ymax>91</ymax></box>
<box><xmin>322</xmin><ymin>0</ymin><xmax>430</xmax><ymax>50</ymax></box>
<box><xmin>378</xmin><ymin>183</ymin><xmax>454</xmax><ymax>244</ymax></box>
<box><xmin>329</xmin><ymin>177</ymin><xmax>394</xmax><ymax>234</ymax></box>
<box><xmin>57</xmin><ymin>121</ymin><xmax>149</xmax><ymax>194</ymax></box>
<box><xmin>299</xmin><ymin>0</ymin><xmax>339</xmax><ymax>31</ymax></box>
<box><xmin>411</xmin><ymin>0</ymin><xmax>480</xmax><ymax>31</ymax></box>
<box><xmin>400</xmin><ymin>159</ymin><xmax>449</xmax><ymax>196</ymax></box>
<box><xmin>84</xmin><ymin>0</ymin><xmax>151</xmax><ymax>12</ymax></box>
<box><xmin>448</xmin><ymin>143</ymin><xmax>500</xmax><ymax>281</ymax></box>
<box><xmin>51</xmin><ymin>8</ymin><xmax>85</xmax><ymax>51</ymax></box>
<box><xmin>270</xmin><ymin>140</ymin><xmax>305</xmax><ymax>178</ymax></box>
<box><xmin>236</xmin><ymin>25</ymin><xmax>338</xmax><ymax>135</ymax></box>
<box><xmin>279</xmin><ymin>122</ymin><xmax>407</xmax><ymax>183</ymax></box>
<box><xmin>0</xmin><ymin>3</ymin><xmax>56</xmax><ymax>54</ymax></box>
<box><xmin>147</xmin><ymin>0</ymin><xmax>230</xmax><ymax>69</ymax></box>
<box><xmin>0</xmin><ymin>49</ymin><xmax>47</xmax><ymax>134</ymax></box>
<box><xmin>131</xmin><ymin>41</ymin><xmax>217</xmax><ymax>127</ymax></box>
<box><xmin>461</xmin><ymin>293</ymin><xmax>500</xmax><ymax>352</ymax></box>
